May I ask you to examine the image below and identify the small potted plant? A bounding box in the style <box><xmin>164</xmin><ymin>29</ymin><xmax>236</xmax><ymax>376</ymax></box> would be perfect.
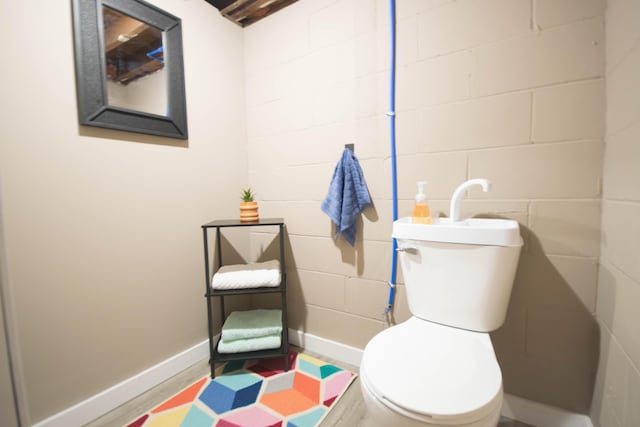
<box><xmin>239</xmin><ymin>188</ymin><xmax>259</xmax><ymax>222</ymax></box>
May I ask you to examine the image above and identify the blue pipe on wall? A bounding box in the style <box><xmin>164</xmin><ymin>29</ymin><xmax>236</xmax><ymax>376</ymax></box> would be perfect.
<box><xmin>385</xmin><ymin>0</ymin><xmax>398</xmax><ymax>320</ymax></box>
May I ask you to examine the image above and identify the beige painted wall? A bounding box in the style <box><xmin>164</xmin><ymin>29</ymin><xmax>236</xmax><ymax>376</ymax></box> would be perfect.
<box><xmin>245</xmin><ymin>0</ymin><xmax>604</xmax><ymax>414</ymax></box>
<box><xmin>0</xmin><ymin>0</ymin><xmax>247</xmax><ymax>423</ymax></box>
<box><xmin>590</xmin><ymin>1</ymin><xmax>640</xmax><ymax>426</ymax></box>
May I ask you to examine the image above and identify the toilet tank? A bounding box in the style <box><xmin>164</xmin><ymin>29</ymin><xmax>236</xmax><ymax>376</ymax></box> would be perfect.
<box><xmin>393</xmin><ymin>217</ymin><xmax>522</xmax><ymax>332</ymax></box>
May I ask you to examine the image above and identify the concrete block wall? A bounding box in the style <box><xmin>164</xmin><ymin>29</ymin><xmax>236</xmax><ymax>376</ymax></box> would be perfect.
<box><xmin>244</xmin><ymin>0</ymin><xmax>604</xmax><ymax>413</ymax></box>
<box><xmin>590</xmin><ymin>1</ymin><xmax>640</xmax><ymax>426</ymax></box>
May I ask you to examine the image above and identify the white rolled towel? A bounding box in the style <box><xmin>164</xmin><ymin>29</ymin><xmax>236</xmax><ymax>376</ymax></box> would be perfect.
<box><xmin>212</xmin><ymin>260</ymin><xmax>280</xmax><ymax>290</ymax></box>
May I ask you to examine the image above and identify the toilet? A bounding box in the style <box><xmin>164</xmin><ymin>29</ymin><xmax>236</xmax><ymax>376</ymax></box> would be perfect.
<box><xmin>360</xmin><ymin>211</ymin><xmax>522</xmax><ymax>427</ymax></box>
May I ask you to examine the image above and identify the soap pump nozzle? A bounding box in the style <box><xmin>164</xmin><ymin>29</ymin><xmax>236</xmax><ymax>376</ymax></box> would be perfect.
<box><xmin>415</xmin><ymin>181</ymin><xmax>427</xmax><ymax>203</ymax></box>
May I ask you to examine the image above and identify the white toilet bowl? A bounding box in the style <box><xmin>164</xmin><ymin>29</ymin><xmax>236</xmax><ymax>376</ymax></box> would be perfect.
<box><xmin>360</xmin><ymin>317</ymin><xmax>503</xmax><ymax>427</ymax></box>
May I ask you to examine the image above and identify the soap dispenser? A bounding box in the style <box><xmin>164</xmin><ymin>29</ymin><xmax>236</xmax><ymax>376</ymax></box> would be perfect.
<box><xmin>412</xmin><ymin>181</ymin><xmax>432</xmax><ymax>224</ymax></box>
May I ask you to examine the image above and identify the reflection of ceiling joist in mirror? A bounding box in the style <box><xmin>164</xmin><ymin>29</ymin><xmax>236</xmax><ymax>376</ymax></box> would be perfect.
<box><xmin>102</xmin><ymin>6</ymin><xmax>167</xmax><ymax>116</ymax></box>
<box><xmin>103</xmin><ymin>7</ymin><xmax>164</xmax><ymax>84</ymax></box>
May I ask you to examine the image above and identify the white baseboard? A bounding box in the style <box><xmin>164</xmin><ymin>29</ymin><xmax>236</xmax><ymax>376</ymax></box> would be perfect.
<box><xmin>287</xmin><ymin>328</ymin><xmax>363</xmax><ymax>368</ymax></box>
<box><xmin>502</xmin><ymin>394</ymin><xmax>595</xmax><ymax>427</ymax></box>
<box><xmin>32</xmin><ymin>339</ymin><xmax>210</xmax><ymax>427</ymax></box>
<box><xmin>33</xmin><ymin>330</ymin><xmax>594</xmax><ymax>427</ymax></box>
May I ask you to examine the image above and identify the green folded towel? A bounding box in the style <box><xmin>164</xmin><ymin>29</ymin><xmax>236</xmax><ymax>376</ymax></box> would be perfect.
<box><xmin>218</xmin><ymin>334</ymin><xmax>281</xmax><ymax>354</ymax></box>
<box><xmin>221</xmin><ymin>309</ymin><xmax>282</xmax><ymax>342</ymax></box>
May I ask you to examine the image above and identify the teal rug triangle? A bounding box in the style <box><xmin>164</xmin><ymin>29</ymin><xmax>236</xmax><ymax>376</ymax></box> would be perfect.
<box><xmin>298</xmin><ymin>357</ymin><xmax>343</xmax><ymax>379</ymax></box>
<box><xmin>319</xmin><ymin>364</ymin><xmax>341</xmax><ymax>378</ymax></box>
<box><xmin>288</xmin><ymin>407</ymin><xmax>327</xmax><ymax>427</ymax></box>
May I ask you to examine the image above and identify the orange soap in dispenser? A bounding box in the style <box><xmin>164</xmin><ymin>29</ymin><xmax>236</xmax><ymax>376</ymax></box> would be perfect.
<box><xmin>412</xmin><ymin>181</ymin><xmax>433</xmax><ymax>224</ymax></box>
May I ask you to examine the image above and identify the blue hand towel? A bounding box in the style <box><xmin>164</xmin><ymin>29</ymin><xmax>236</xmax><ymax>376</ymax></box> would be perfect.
<box><xmin>321</xmin><ymin>148</ymin><xmax>372</xmax><ymax>246</ymax></box>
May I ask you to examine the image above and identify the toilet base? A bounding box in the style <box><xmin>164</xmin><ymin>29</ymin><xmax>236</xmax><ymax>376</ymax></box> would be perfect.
<box><xmin>360</xmin><ymin>369</ymin><xmax>502</xmax><ymax>427</ymax></box>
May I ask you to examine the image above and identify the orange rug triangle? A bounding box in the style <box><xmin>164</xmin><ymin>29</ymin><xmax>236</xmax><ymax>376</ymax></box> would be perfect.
<box><xmin>151</xmin><ymin>377</ymin><xmax>208</xmax><ymax>414</ymax></box>
<box><xmin>260</xmin><ymin>388</ymin><xmax>317</xmax><ymax>416</ymax></box>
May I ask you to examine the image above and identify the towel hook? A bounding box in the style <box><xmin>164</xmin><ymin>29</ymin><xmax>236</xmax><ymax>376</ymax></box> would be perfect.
<box><xmin>345</xmin><ymin>143</ymin><xmax>354</xmax><ymax>152</ymax></box>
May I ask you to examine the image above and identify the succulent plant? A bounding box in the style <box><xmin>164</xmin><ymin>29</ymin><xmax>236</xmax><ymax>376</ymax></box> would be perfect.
<box><xmin>240</xmin><ymin>188</ymin><xmax>255</xmax><ymax>202</ymax></box>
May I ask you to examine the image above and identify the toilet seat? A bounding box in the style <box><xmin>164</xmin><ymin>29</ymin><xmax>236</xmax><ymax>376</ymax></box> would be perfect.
<box><xmin>361</xmin><ymin>317</ymin><xmax>503</xmax><ymax>425</ymax></box>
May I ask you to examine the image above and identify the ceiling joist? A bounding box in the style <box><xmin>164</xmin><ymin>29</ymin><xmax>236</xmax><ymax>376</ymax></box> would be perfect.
<box><xmin>206</xmin><ymin>0</ymin><xmax>298</xmax><ymax>27</ymax></box>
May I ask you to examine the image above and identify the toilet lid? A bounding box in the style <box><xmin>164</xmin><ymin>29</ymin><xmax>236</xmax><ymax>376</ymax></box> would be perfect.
<box><xmin>361</xmin><ymin>317</ymin><xmax>502</xmax><ymax>423</ymax></box>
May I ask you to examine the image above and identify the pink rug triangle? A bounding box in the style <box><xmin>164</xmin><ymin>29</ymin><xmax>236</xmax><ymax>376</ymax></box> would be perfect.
<box><xmin>125</xmin><ymin>414</ymin><xmax>148</xmax><ymax>427</ymax></box>
<box><xmin>151</xmin><ymin>377</ymin><xmax>208</xmax><ymax>414</ymax></box>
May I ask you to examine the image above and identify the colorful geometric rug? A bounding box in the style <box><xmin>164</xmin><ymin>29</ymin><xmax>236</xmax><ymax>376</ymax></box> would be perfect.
<box><xmin>125</xmin><ymin>352</ymin><xmax>357</xmax><ymax>427</ymax></box>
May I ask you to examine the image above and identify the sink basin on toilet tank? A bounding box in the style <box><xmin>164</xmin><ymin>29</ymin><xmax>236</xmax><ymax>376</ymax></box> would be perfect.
<box><xmin>392</xmin><ymin>217</ymin><xmax>523</xmax><ymax>331</ymax></box>
<box><xmin>393</xmin><ymin>217</ymin><xmax>522</xmax><ymax>247</ymax></box>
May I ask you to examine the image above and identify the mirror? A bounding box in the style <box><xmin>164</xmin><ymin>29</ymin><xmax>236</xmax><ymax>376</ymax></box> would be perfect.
<box><xmin>103</xmin><ymin>6</ymin><xmax>167</xmax><ymax>115</ymax></box>
<box><xmin>71</xmin><ymin>0</ymin><xmax>188</xmax><ymax>139</ymax></box>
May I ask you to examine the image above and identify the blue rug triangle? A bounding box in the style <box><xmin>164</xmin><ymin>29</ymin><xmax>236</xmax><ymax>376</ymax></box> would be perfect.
<box><xmin>179</xmin><ymin>405</ymin><xmax>214</xmax><ymax>427</ymax></box>
<box><xmin>288</xmin><ymin>407</ymin><xmax>326</xmax><ymax>427</ymax></box>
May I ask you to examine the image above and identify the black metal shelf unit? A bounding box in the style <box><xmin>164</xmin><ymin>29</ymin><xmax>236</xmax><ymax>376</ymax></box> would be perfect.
<box><xmin>201</xmin><ymin>218</ymin><xmax>288</xmax><ymax>378</ymax></box>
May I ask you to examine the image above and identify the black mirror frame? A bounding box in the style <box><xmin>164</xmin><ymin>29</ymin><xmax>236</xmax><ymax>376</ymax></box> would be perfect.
<box><xmin>71</xmin><ymin>0</ymin><xmax>188</xmax><ymax>139</ymax></box>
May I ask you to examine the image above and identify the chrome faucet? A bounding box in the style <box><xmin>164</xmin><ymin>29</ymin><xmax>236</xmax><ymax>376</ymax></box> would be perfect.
<box><xmin>449</xmin><ymin>179</ymin><xmax>490</xmax><ymax>222</ymax></box>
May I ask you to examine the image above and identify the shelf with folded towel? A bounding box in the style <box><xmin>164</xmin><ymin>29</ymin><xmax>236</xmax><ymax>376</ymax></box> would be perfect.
<box><xmin>209</xmin><ymin>284</ymin><xmax>285</xmax><ymax>296</ymax></box>
<box><xmin>209</xmin><ymin>259</ymin><xmax>284</xmax><ymax>296</ymax></box>
<box><xmin>214</xmin><ymin>309</ymin><xmax>284</xmax><ymax>361</ymax></box>
<box><xmin>211</xmin><ymin>346</ymin><xmax>290</xmax><ymax>364</ymax></box>
<box><xmin>201</xmin><ymin>218</ymin><xmax>289</xmax><ymax>378</ymax></box>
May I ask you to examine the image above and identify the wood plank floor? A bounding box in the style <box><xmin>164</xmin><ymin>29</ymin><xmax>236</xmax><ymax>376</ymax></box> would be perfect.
<box><xmin>86</xmin><ymin>345</ymin><xmax>533</xmax><ymax>427</ymax></box>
